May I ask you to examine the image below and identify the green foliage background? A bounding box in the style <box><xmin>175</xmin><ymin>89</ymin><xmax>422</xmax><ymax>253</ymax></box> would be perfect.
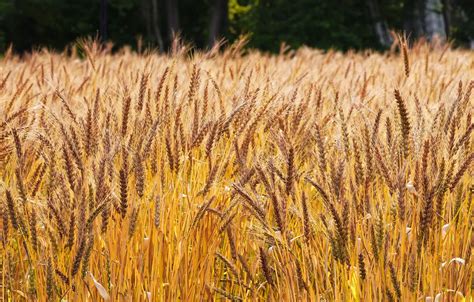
<box><xmin>0</xmin><ymin>0</ymin><xmax>473</xmax><ymax>52</ymax></box>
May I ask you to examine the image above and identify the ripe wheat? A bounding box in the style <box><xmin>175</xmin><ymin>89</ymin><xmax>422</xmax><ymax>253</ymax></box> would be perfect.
<box><xmin>0</xmin><ymin>39</ymin><xmax>472</xmax><ymax>301</ymax></box>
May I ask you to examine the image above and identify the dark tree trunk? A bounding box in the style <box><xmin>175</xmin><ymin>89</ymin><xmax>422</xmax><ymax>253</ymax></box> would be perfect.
<box><xmin>208</xmin><ymin>0</ymin><xmax>228</xmax><ymax>48</ymax></box>
<box><xmin>403</xmin><ymin>0</ymin><xmax>425</xmax><ymax>40</ymax></box>
<box><xmin>366</xmin><ymin>0</ymin><xmax>393</xmax><ymax>48</ymax></box>
<box><xmin>403</xmin><ymin>0</ymin><xmax>446</xmax><ymax>43</ymax></box>
<box><xmin>442</xmin><ymin>0</ymin><xmax>451</xmax><ymax>38</ymax></box>
<box><xmin>165</xmin><ymin>0</ymin><xmax>180</xmax><ymax>43</ymax></box>
<box><xmin>99</xmin><ymin>0</ymin><xmax>108</xmax><ymax>43</ymax></box>
<box><xmin>151</xmin><ymin>0</ymin><xmax>164</xmax><ymax>50</ymax></box>
<box><xmin>141</xmin><ymin>0</ymin><xmax>153</xmax><ymax>42</ymax></box>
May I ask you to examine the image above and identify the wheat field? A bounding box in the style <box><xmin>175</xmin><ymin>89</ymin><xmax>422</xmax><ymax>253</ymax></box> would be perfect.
<box><xmin>0</xmin><ymin>40</ymin><xmax>472</xmax><ymax>301</ymax></box>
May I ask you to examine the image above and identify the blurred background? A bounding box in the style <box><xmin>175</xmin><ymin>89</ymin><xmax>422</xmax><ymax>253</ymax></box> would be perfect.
<box><xmin>1</xmin><ymin>0</ymin><xmax>473</xmax><ymax>53</ymax></box>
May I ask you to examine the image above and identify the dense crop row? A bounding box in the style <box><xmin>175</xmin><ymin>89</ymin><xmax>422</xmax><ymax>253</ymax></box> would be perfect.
<box><xmin>0</xmin><ymin>40</ymin><xmax>472</xmax><ymax>301</ymax></box>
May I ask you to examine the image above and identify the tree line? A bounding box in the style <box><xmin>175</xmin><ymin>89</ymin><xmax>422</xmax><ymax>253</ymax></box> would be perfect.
<box><xmin>1</xmin><ymin>0</ymin><xmax>473</xmax><ymax>53</ymax></box>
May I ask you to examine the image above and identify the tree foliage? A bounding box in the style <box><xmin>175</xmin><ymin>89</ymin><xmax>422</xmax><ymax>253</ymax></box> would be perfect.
<box><xmin>0</xmin><ymin>0</ymin><xmax>473</xmax><ymax>52</ymax></box>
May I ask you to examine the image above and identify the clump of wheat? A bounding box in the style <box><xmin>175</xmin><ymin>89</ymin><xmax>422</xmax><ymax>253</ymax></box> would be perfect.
<box><xmin>0</xmin><ymin>39</ymin><xmax>472</xmax><ymax>301</ymax></box>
